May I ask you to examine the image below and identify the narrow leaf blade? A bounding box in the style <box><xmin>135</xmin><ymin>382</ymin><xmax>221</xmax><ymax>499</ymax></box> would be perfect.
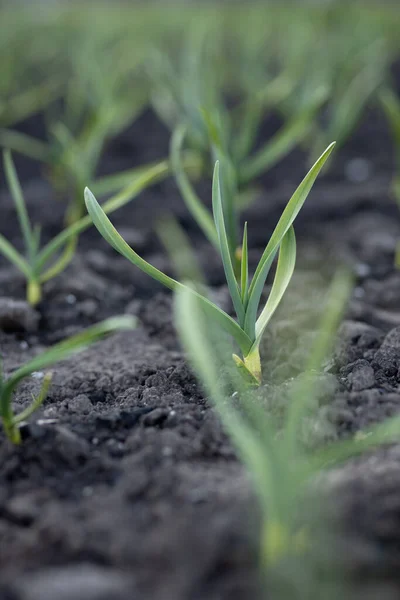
<box><xmin>254</xmin><ymin>226</ymin><xmax>296</xmax><ymax>344</ymax></box>
<box><xmin>240</xmin><ymin>222</ymin><xmax>249</xmax><ymax>305</ymax></box>
<box><xmin>85</xmin><ymin>187</ymin><xmax>253</xmax><ymax>354</ymax></box>
<box><xmin>3</xmin><ymin>150</ymin><xmax>35</xmax><ymax>262</ymax></box>
<box><xmin>0</xmin><ymin>233</ymin><xmax>31</xmax><ymax>278</ymax></box>
<box><xmin>244</xmin><ymin>142</ymin><xmax>335</xmax><ymax>338</ymax></box>
<box><xmin>36</xmin><ymin>160</ymin><xmax>170</xmax><ymax>272</ymax></box>
<box><xmin>1</xmin><ymin>316</ymin><xmax>136</xmax><ymax>428</ymax></box>
<box><xmin>85</xmin><ymin>187</ymin><xmax>179</xmax><ymax>291</ymax></box>
<box><xmin>240</xmin><ymin>88</ymin><xmax>328</xmax><ymax>184</ymax></box>
<box><xmin>212</xmin><ymin>162</ymin><xmax>245</xmax><ymax>324</ymax></box>
<box><xmin>284</xmin><ymin>270</ymin><xmax>351</xmax><ymax>457</ymax></box>
<box><xmin>174</xmin><ymin>285</ymin><xmax>273</xmax><ymax>508</ymax></box>
<box><xmin>171</xmin><ymin>125</ymin><xmax>218</xmax><ymax>248</ymax></box>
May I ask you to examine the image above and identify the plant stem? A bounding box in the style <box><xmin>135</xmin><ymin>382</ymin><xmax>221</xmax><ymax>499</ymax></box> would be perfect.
<box><xmin>4</xmin><ymin>422</ymin><xmax>21</xmax><ymax>444</ymax></box>
<box><xmin>27</xmin><ymin>279</ymin><xmax>42</xmax><ymax>306</ymax></box>
<box><xmin>232</xmin><ymin>346</ymin><xmax>262</xmax><ymax>385</ymax></box>
<box><xmin>244</xmin><ymin>346</ymin><xmax>262</xmax><ymax>384</ymax></box>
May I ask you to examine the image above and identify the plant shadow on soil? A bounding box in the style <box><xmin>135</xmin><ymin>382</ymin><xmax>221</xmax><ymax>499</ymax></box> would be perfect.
<box><xmin>1</xmin><ymin>107</ymin><xmax>400</xmax><ymax>600</ymax></box>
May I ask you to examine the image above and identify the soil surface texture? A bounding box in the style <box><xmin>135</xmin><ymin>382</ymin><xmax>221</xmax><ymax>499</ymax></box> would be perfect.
<box><xmin>1</xmin><ymin>108</ymin><xmax>400</xmax><ymax>600</ymax></box>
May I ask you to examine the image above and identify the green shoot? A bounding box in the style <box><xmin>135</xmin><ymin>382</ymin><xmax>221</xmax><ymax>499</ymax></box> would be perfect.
<box><xmin>153</xmin><ymin>29</ymin><xmax>327</xmax><ymax>265</ymax></box>
<box><xmin>0</xmin><ymin>316</ymin><xmax>135</xmax><ymax>444</ymax></box>
<box><xmin>0</xmin><ymin>33</ymin><xmax>149</xmax><ymax>224</ymax></box>
<box><xmin>0</xmin><ymin>151</ymin><xmax>170</xmax><ymax>305</ymax></box>
<box><xmin>85</xmin><ymin>143</ymin><xmax>335</xmax><ymax>384</ymax></box>
<box><xmin>308</xmin><ymin>47</ymin><xmax>387</xmax><ymax>162</ymax></box>
<box><xmin>174</xmin><ymin>270</ymin><xmax>400</xmax><ymax>580</ymax></box>
<box><xmin>379</xmin><ymin>86</ymin><xmax>400</xmax><ymax>267</ymax></box>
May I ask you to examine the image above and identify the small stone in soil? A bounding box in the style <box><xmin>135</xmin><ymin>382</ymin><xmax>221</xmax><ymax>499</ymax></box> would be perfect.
<box><xmin>372</xmin><ymin>347</ymin><xmax>400</xmax><ymax>377</ymax></box>
<box><xmin>354</xmin><ymin>263</ymin><xmax>371</xmax><ymax>278</ymax></box>
<box><xmin>0</xmin><ymin>297</ymin><xmax>39</xmax><ymax>332</ymax></box>
<box><xmin>12</xmin><ymin>565</ymin><xmax>135</xmax><ymax>600</ymax></box>
<box><xmin>381</xmin><ymin>326</ymin><xmax>400</xmax><ymax>349</ymax></box>
<box><xmin>344</xmin><ymin>157</ymin><xmax>371</xmax><ymax>182</ymax></box>
<box><xmin>68</xmin><ymin>394</ymin><xmax>92</xmax><ymax>414</ymax></box>
<box><xmin>348</xmin><ymin>360</ymin><xmax>375</xmax><ymax>391</ymax></box>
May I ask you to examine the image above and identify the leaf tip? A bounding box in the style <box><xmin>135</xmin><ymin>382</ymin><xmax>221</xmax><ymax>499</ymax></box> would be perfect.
<box><xmin>84</xmin><ymin>187</ymin><xmax>96</xmax><ymax>207</ymax></box>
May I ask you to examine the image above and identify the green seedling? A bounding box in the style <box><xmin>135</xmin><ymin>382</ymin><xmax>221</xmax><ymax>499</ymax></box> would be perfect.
<box><xmin>85</xmin><ymin>143</ymin><xmax>335</xmax><ymax>384</ymax></box>
<box><xmin>307</xmin><ymin>40</ymin><xmax>387</xmax><ymax>163</ymax></box>
<box><xmin>0</xmin><ymin>34</ymin><xmax>149</xmax><ymax>224</ymax></box>
<box><xmin>0</xmin><ymin>316</ymin><xmax>135</xmax><ymax>444</ymax></box>
<box><xmin>169</xmin><ymin>95</ymin><xmax>326</xmax><ymax>267</ymax></box>
<box><xmin>0</xmin><ymin>10</ymin><xmax>63</xmax><ymax>129</ymax></box>
<box><xmin>379</xmin><ymin>86</ymin><xmax>400</xmax><ymax>267</ymax></box>
<box><xmin>149</xmin><ymin>25</ymin><xmax>328</xmax><ymax>263</ymax></box>
<box><xmin>0</xmin><ymin>151</ymin><xmax>170</xmax><ymax>305</ymax></box>
<box><xmin>175</xmin><ymin>271</ymin><xmax>400</xmax><ymax>584</ymax></box>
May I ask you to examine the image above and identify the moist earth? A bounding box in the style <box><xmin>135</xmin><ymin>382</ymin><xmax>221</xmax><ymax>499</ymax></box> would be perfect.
<box><xmin>1</xmin><ymin>108</ymin><xmax>400</xmax><ymax>600</ymax></box>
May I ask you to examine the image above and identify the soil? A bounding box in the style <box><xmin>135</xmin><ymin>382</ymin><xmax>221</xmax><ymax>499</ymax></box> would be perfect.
<box><xmin>1</xmin><ymin>105</ymin><xmax>400</xmax><ymax>600</ymax></box>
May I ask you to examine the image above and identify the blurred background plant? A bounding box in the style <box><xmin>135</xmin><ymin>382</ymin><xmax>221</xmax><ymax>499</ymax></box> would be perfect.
<box><xmin>1</xmin><ymin>2</ymin><xmax>399</xmax><ymax>216</ymax></box>
<box><xmin>175</xmin><ymin>271</ymin><xmax>400</xmax><ymax>597</ymax></box>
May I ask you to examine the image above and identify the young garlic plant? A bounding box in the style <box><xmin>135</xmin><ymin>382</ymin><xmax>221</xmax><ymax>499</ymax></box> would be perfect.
<box><xmin>0</xmin><ymin>151</ymin><xmax>169</xmax><ymax>305</ymax></box>
<box><xmin>150</xmin><ymin>28</ymin><xmax>327</xmax><ymax>267</ymax></box>
<box><xmin>0</xmin><ymin>316</ymin><xmax>135</xmax><ymax>444</ymax></box>
<box><xmin>85</xmin><ymin>143</ymin><xmax>335</xmax><ymax>385</ymax></box>
<box><xmin>175</xmin><ymin>272</ymin><xmax>400</xmax><ymax>578</ymax></box>
<box><xmin>0</xmin><ymin>36</ymin><xmax>149</xmax><ymax>224</ymax></box>
<box><xmin>170</xmin><ymin>98</ymin><xmax>327</xmax><ymax>273</ymax></box>
<box><xmin>0</xmin><ymin>11</ymin><xmax>62</xmax><ymax>129</ymax></box>
<box><xmin>306</xmin><ymin>39</ymin><xmax>388</xmax><ymax>163</ymax></box>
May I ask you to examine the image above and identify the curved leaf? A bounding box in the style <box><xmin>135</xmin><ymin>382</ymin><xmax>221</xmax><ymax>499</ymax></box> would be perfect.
<box><xmin>253</xmin><ymin>226</ymin><xmax>296</xmax><ymax>347</ymax></box>
<box><xmin>85</xmin><ymin>187</ymin><xmax>253</xmax><ymax>355</ymax></box>
<box><xmin>0</xmin><ymin>233</ymin><xmax>31</xmax><ymax>278</ymax></box>
<box><xmin>171</xmin><ymin>125</ymin><xmax>217</xmax><ymax>248</ymax></box>
<box><xmin>36</xmin><ymin>160</ymin><xmax>170</xmax><ymax>272</ymax></box>
<box><xmin>212</xmin><ymin>162</ymin><xmax>245</xmax><ymax>324</ymax></box>
<box><xmin>244</xmin><ymin>142</ymin><xmax>335</xmax><ymax>339</ymax></box>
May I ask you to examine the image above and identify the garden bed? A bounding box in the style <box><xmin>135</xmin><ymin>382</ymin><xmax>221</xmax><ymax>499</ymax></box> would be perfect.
<box><xmin>0</xmin><ymin>105</ymin><xmax>400</xmax><ymax>600</ymax></box>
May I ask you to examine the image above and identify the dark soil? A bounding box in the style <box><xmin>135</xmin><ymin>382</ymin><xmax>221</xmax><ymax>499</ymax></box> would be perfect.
<box><xmin>1</xmin><ymin>106</ymin><xmax>400</xmax><ymax>600</ymax></box>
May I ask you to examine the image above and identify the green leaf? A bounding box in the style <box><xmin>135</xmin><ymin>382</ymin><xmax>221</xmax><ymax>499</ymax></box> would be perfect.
<box><xmin>170</xmin><ymin>125</ymin><xmax>218</xmax><ymax>248</ymax></box>
<box><xmin>0</xmin><ymin>316</ymin><xmax>136</xmax><ymax>443</ymax></box>
<box><xmin>12</xmin><ymin>372</ymin><xmax>52</xmax><ymax>426</ymax></box>
<box><xmin>203</xmin><ymin>110</ymin><xmax>239</xmax><ymax>255</ymax></box>
<box><xmin>85</xmin><ymin>187</ymin><xmax>179</xmax><ymax>290</ymax></box>
<box><xmin>3</xmin><ymin>150</ymin><xmax>36</xmax><ymax>264</ymax></box>
<box><xmin>36</xmin><ymin>160</ymin><xmax>170</xmax><ymax>273</ymax></box>
<box><xmin>157</xmin><ymin>216</ymin><xmax>204</xmax><ymax>286</ymax></box>
<box><xmin>0</xmin><ymin>233</ymin><xmax>31</xmax><ymax>278</ymax></box>
<box><xmin>244</xmin><ymin>142</ymin><xmax>335</xmax><ymax>340</ymax></box>
<box><xmin>31</xmin><ymin>223</ymin><xmax>42</xmax><ymax>256</ymax></box>
<box><xmin>240</xmin><ymin>88</ymin><xmax>328</xmax><ymax>184</ymax></box>
<box><xmin>85</xmin><ymin>186</ymin><xmax>253</xmax><ymax>355</ymax></box>
<box><xmin>1</xmin><ymin>78</ymin><xmax>62</xmax><ymax>128</ymax></box>
<box><xmin>284</xmin><ymin>270</ymin><xmax>351</xmax><ymax>458</ymax></box>
<box><xmin>1</xmin><ymin>316</ymin><xmax>136</xmax><ymax>421</ymax></box>
<box><xmin>0</xmin><ymin>129</ymin><xmax>50</xmax><ymax>162</ymax></box>
<box><xmin>240</xmin><ymin>222</ymin><xmax>249</xmax><ymax>305</ymax></box>
<box><xmin>380</xmin><ymin>87</ymin><xmax>400</xmax><ymax>146</ymax></box>
<box><xmin>380</xmin><ymin>87</ymin><xmax>400</xmax><ymax>169</ymax></box>
<box><xmin>309</xmin><ymin>414</ymin><xmax>400</xmax><ymax>473</ymax></box>
<box><xmin>328</xmin><ymin>60</ymin><xmax>384</xmax><ymax>148</ymax></box>
<box><xmin>212</xmin><ymin>162</ymin><xmax>245</xmax><ymax>324</ymax></box>
<box><xmin>39</xmin><ymin>236</ymin><xmax>78</xmax><ymax>284</ymax></box>
<box><xmin>91</xmin><ymin>160</ymin><xmax>164</xmax><ymax>197</ymax></box>
<box><xmin>233</xmin><ymin>74</ymin><xmax>296</xmax><ymax>163</ymax></box>
<box><xmin>174</xmin><ymin>285</ymin><xmax>273</xmax><ymax>509</ymax></box>
<box><xmin>253</xmin><ymin>226</ymin><xmax>296</xmax><ymax>347</ymax></box>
